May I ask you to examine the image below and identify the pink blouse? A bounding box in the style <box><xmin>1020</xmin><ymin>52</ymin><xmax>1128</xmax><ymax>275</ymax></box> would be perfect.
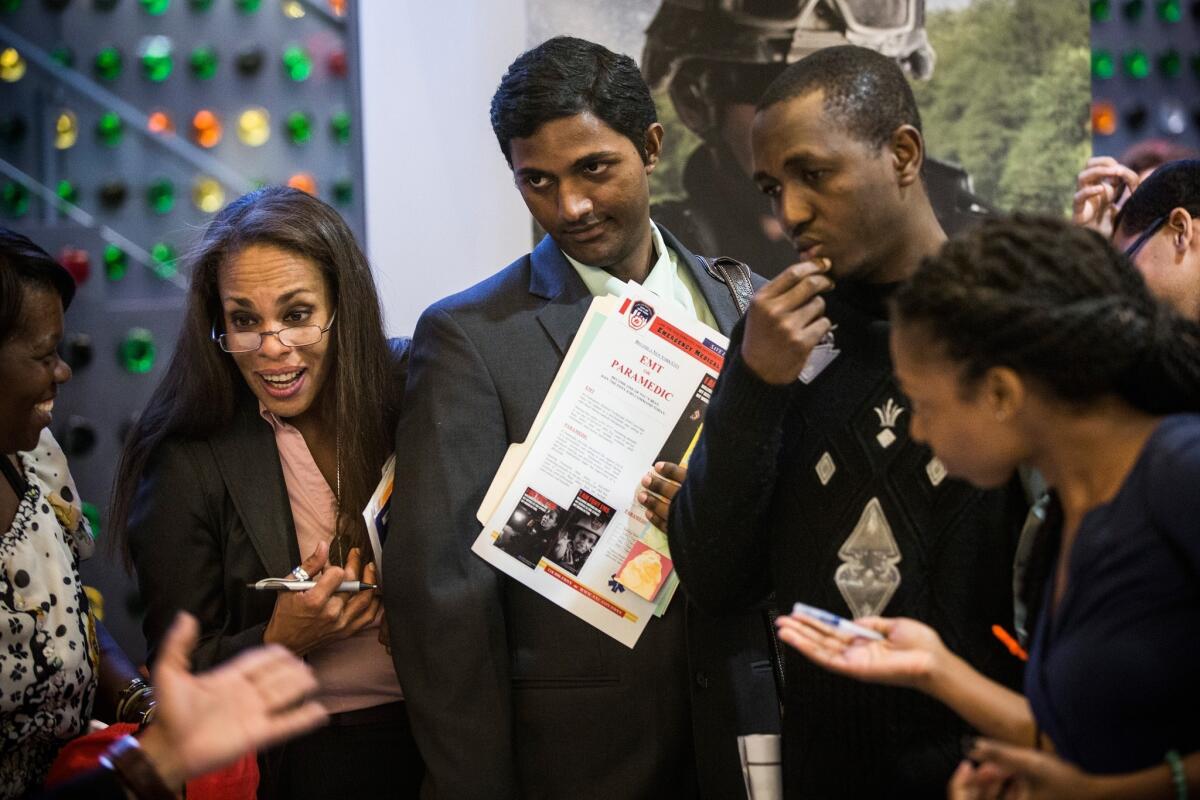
<box><xmin>262</xmin><ymin>406</ymin><xmax>404</xmax><ymax>714</ymax></box>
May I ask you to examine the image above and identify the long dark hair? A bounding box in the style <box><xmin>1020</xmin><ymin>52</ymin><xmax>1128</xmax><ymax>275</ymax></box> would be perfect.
<box><xmin>110</xmin><ymin>186</ymin><xmax>398</xmax><ymax>564</ymax></box>
<box><xmin>892</xmin><ymin>214</ymin><xmax>1200</xmax><ymax>627</ymax></box>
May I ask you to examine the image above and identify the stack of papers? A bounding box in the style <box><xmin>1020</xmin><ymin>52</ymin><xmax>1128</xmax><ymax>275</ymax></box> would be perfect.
<box><xmin>474</xmin><ymin>282</ymin><xmax>730</xmax><ymax>648</ymax></box>
<box><xmin>363</xmin><ymin>454</ymin><xmax>395</xmax><ymax>579</ymax></box>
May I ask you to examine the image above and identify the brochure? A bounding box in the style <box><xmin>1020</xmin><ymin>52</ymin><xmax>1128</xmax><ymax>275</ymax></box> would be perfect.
<box><xmin>363</xmin><ymin>454</ymin><xmax>395</xmax><ymax>579</ymax></box>
<box><xmin>473</xmin><ymin>282</ymin><xmax>728</xmax><ymax>647</ymax></box>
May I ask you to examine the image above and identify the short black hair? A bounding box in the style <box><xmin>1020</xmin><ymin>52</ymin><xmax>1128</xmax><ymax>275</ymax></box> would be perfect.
<box><xmin>757</xmin><ymin>45</ymin><xmax>922</xmax><ymax>149</ymax></box>
<box><xmin>1116</xmin><ymin>159</ymin><xmax>1200</xmax><ymax>237</ymax></box>
<box><xmin>0</xmin><ymin>227</ymin><xmax>76</xmax><ymax>343</ymax></box>
<box><xmin>490</xmin><ymin>36</ymin><xmax>658</xmax><ymax>166</ymax></box>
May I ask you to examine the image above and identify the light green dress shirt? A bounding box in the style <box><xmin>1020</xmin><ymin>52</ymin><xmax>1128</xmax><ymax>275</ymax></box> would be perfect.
<box><xmin>561</xmin><ymin>221</ymin><xmax>719</xmax><ymax>330</ymax></box>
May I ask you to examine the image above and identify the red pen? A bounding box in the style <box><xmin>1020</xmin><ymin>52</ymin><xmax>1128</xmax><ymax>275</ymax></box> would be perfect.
<box><xmin>991</xmin><ymin>624</ymin><xmax>1028</xmax><ymax>662</ymax></box>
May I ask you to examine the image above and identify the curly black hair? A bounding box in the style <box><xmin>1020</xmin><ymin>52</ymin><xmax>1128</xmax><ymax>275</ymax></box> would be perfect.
<box><xmin>893</xmin><ymin>214</ymin><xmax>1200</xmax><ymax>416</ymax></box>
<box><xmin>894</xmin><ymin>214</ymin><xmax>1200</xmax><ymax>633</ymax></box>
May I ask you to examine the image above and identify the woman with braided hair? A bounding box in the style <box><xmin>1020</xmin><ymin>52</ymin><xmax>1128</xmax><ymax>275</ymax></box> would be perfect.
<box><xmin>776</xmin><ymin>215</ymin><xmax>1200</xmax><ymax>798</ymax></box>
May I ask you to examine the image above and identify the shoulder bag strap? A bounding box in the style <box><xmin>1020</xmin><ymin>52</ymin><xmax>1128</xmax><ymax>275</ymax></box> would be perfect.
<box><xmin>698</xmin><ymin>255</ymin><xmax>755</xmax><ymax>316</ymax></box>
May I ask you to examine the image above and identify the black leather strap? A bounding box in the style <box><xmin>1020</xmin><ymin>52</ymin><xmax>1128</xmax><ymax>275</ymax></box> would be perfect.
<box><xmin>699</xmin><ymin>256</ymin><xmax>754</xmax><ymax>316</ymax></box>
<box><xmin>697</xmin><ymin>255</ymin><xmax>784</xmax><ymax>703</ymax></box>
<box><xmin>0</xmin><ymin>455</ymin><xmax>28</xmax><ymax>498</ymax></box>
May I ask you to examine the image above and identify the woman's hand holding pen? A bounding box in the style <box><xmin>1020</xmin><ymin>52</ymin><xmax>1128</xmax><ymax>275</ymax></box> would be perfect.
<box><xmin>263</xmin><ymin>541</ymin><xmax>382</xmax><ymax>656</ymax></box>
<box><xmin>775</xmin><ymin>613</ymin><xmax>951</xmax><ymax>691</ymax></box>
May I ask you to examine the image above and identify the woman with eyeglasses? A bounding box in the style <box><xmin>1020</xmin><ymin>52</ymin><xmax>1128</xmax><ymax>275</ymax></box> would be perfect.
<box><xmin>110</xmin><ymin>187</ymin><xmax>423</xmax><ymax>799</ymax></box>
<box><xmin>775</xmin><ymin>216</ymin><xmax>1200</xmax><ymax>797</ymax></box>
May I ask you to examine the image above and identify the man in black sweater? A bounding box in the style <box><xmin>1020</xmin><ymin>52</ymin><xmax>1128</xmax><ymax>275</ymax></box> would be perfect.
<box><xmin>654</xmin><ymin>46</ymin><xmax>1029</xmax><ymax>797</ymax></box>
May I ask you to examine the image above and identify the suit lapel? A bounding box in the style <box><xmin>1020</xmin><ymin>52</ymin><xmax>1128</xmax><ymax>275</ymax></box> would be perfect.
<box><xmin>659</xmin><ymin>225</ymin><xmax>740</xmax><ymax>336</ymax></box>
<box><xmin>209</xmin><ymin>398</ymin><xmax>300</xmax><ymax>578</ymax></box>
<box><xmin>530</xmin><ymin>234</ymin><xmax>594</xmax><ymax>357</ymax></box>
<box><xmin>528</xmin><ymin>226</ymin><xmax>742</xmax><ymax>348</ymax></box>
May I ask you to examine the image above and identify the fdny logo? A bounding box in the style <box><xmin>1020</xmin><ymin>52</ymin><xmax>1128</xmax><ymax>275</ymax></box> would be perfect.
<box><xmin>628</xmin><ymin>301</ymin><xmax>654</xmax><ymax>330</ymax></box>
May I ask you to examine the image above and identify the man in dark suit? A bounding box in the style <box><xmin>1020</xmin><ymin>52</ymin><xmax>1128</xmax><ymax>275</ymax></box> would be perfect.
<box><xmin>384</xmin><ymin>36</ymin><xmax>780</xmax><ymax>800</ymax></box>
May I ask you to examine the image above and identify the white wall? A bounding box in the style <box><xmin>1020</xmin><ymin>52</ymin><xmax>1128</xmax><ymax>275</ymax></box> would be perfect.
<box><xmin>359</xmin><ymin>0</ymin><xmax>531</xmax><ymax>336</ymax></box>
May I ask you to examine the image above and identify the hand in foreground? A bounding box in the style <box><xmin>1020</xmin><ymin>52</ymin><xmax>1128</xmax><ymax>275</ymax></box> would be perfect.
<box><xmin>637</xmin><ymin>462</ymin><xmax>687</xmax><ymax>531</ymax></box>
<box><xmin>1073</xmin><ymin>156</ymin><xmax>1141</xmax><ymax>238</ymax></box>
<box><xmin>774</xmin><ymin>613</ymin><xmax>948</xmax><ymax>689</ymax></box>
<box><xmin>947</xmin><ymin>739</ymin><xmax>1099</xmax><ymax>800</ymax></box>
<box><xmin>138</xmin><ymin>612</ymin><xmax>327</xmax><ymax>788</ymax></box>
<box><xmin>741</xmin><ymin>259</ymin><xmax>834</xmax><ymax>385</ymax></box>
<box><xmin>263</xmin><ymin>542</ymin><xmax>382</xmax><ymax>655</ymax></box>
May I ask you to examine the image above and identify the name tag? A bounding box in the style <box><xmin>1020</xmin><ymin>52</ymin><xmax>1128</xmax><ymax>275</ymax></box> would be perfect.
<box><xmin>799</xmin><ymin>339</ymin><xmax>839</xmax><ymax>384</ymax></box>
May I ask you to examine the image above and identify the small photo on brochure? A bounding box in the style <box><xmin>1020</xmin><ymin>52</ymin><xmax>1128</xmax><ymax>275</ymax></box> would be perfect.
<box><xmin>654</xmin><ymin>374</ymin><xmax>716</xmax><ymax>466</ymax></box>
<box><xmin>543</xmin><ymin>489</ymin><xmax>615</xmax><ymax>576</ymax></box>
<box><xmin>494</xmin><ymin>487</ymin><xmax>562</xmax><ymax>569</ymax></box>
<box><xmin>615</xmin><ymin>540</ymin><xmax>675</xmax><ymax>602</ymax></box>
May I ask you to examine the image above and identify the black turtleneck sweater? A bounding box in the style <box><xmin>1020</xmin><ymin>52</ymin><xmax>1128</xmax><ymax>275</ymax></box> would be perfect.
<box><xmin>669</xmin><ymin>282</ymin><xmax>1028</xmax><ymax>798</ymax></box>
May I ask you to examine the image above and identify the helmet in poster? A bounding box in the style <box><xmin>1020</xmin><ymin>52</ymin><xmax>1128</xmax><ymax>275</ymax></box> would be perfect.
<box><xmin>643</xmin><ymin>0</ymin><xmax>936</xmax><ymax>138</ymax></box>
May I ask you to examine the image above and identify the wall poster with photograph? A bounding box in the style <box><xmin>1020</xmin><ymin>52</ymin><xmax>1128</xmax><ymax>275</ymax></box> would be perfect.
<box><xmin>525</xmin><ymin>0</ymin><xmax>1089</xmax><ymax>276</ymax></box>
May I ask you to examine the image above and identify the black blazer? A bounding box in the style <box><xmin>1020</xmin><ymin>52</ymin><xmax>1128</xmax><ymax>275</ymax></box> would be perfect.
<box><xmin>127</xmin><ymin>339</ymin><xmax>409</xmax><ymax>668</ymax></box>
<box><xmin>384</xmin><ymin>228</ymin><xmax>780</xmax><ymax>800</ymax></box>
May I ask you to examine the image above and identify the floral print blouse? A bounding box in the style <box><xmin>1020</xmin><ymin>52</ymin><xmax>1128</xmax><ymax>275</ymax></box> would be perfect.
<box><xmin>0</xmin><ymin>429</ymin><xmax>96</xmax><ymax>799</ymax></box>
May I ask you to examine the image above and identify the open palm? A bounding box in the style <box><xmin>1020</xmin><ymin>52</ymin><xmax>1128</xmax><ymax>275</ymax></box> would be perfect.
<box><xmin>775</xmin><ymin>614</ymin><xmax>946</xmax><ymax>689</ymax></box>
<box><xmin>139</xmin><ymin>612</ymin><xmax>328</xmax><ymax>785</ymax></box>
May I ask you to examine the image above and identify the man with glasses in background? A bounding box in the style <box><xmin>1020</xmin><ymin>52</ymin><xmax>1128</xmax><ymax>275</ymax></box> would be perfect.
<box><xmin>1112</xmin><ymin>160</ymin><xmax>1200</xmax><ymax>321</ymax></box>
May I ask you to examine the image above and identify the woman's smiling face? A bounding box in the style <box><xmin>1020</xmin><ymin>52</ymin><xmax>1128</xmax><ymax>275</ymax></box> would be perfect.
<box><xmin>0</xmin><ymin>286</ymin><xmax>71</xmax><ymax>453</ymax></box>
